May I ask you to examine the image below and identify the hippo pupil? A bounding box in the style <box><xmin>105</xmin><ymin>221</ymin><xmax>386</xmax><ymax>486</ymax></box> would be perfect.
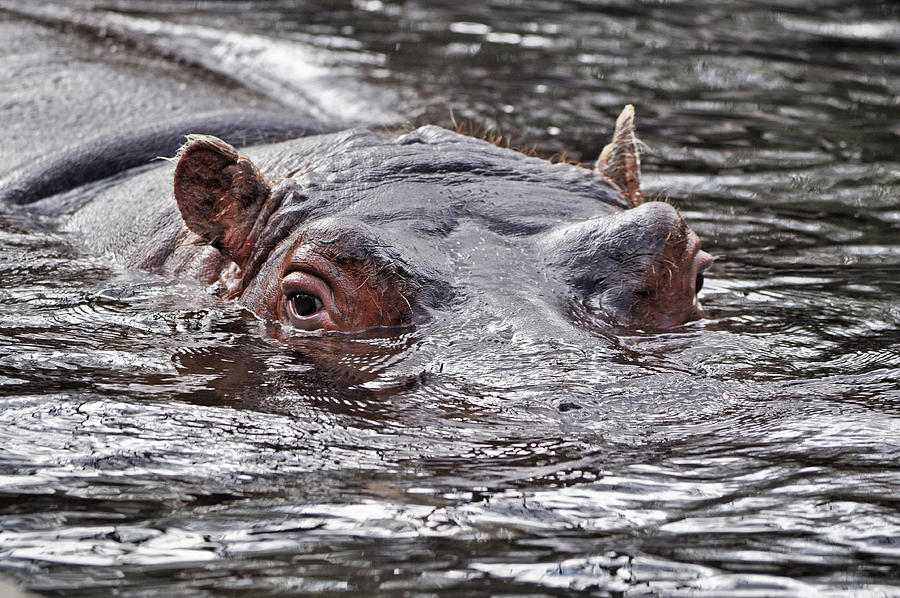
<box><xmin>291</xmin><ymin>293</ymin><xmax>321</xmax><ymax>317</ymax></box>
<box><xmin>695</xmin><ymin>272</ymin><xmax>704</xmax><ymax>293</ymax></box>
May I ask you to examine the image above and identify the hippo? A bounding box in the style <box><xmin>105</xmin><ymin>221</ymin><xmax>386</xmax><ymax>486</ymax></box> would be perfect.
<box><xmin>15</xmin><ymin>106</ymin><xmax>712</xmax><ymax>336</ymax></box>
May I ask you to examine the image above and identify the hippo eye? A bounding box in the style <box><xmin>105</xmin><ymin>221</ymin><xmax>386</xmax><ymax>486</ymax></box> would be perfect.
<box><xmin>289</xmin><ymin>293</ymin><xmax>323</xmax><ymax>318</ymax></box>
<box><xmin>695</xmin><ymin>272</ymin><xmax>704</xmax><ymax>293</ymax></box>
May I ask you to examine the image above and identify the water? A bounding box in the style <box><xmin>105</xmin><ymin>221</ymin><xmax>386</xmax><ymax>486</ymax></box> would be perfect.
<box><xmin>1</xmin><ymin>1</ymin><xmax>899</xmax><ymax>596</ymax></box>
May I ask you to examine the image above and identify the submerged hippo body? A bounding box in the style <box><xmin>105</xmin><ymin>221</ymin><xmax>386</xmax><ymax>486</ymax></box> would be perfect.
<box><xmin>55</xmin><ymin>106</ymin><xmax>711</xmax><ymax>335</ymax></box>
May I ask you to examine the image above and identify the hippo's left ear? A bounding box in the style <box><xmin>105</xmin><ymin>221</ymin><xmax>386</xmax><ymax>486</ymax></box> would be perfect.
<box><xmin>174</xmin><ymin>135</ymin><xmax>269</xmax><ymax>268</ymax></box>
<box><xmin>594</xmin><ymin>105</ymin><xmax>642</xmax><ymax>207</ymax></box>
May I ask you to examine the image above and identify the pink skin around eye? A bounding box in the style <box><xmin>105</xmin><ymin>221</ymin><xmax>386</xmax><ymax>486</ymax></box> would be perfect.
<box><xmin>693</xmin><ymin>249</ymin><xmax>714</xmax><ymax>292</ymax></box>
<box><xmin>281</xmin><ymin>271</ymin><xmax>340</xmax><ymax>331</ymax></box>
<box><xmin>640</xmin><ymin>231</ymin><xmax>714</xmax><ymax>329</ymax></box>
<box><xmin>273</xmin><ymin>246</ymin><xmax>414</xmax><ymax>333</ymax></box>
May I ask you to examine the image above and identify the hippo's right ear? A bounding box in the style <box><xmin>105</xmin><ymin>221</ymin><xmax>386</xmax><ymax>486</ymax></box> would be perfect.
<box><xmin>174</xmin><ymin>135</ymin><xmax>270</xmax><ymax>268</ymax></box>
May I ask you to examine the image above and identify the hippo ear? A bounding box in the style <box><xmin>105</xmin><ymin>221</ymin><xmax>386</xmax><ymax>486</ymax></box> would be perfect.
<box><xmin>174</xmin><ymin>135</ymin><xmax>269</xmax><ymax>268</ymax></box>
<box><xmin>594</xmin><ymin>105</ymin><xmax>642</xmax><ymax>207</ymax></box>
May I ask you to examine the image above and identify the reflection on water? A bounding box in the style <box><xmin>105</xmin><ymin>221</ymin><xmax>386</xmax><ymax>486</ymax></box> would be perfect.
<box><xmin>1</xmin><ymin>1</ymin><xmax>899</xmax><ymax>596</ymax></box>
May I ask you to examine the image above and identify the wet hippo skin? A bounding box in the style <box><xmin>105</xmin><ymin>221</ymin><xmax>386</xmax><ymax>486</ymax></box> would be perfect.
<box><xmin>56</xmin><ymin>106</ymin><xmax>712</xmax><ymax>334</ymax></box>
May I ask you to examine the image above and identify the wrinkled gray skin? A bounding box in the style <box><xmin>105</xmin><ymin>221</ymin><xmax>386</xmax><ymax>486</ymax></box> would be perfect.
<box><xmin>0</xmin><ymin>6</ymin><xmax>710</xmax><ymax>340</ymax></box>
<box><xmin>60</xmin><ymin>118</ymin><xmax>711</xmax><ymax>336</ymax></box>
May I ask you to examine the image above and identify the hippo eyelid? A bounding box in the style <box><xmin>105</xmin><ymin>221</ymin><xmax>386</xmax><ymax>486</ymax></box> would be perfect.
<box><xmin>281</xmin><ymin>270</ymin><xmax>336</xmax><ymax>330</ymax></box>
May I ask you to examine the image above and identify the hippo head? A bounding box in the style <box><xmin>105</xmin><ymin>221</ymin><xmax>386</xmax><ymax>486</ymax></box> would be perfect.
<box><xmin>171</xmin><ymin>106</ymin><xmax>712</xmax><ymax>336</ymax></box>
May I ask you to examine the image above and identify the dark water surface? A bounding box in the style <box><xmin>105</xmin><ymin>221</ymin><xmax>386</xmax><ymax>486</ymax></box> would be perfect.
<box><xmin>1</xmin><ymin>1</ymin><xmax>899</xmax><ymax>596</ymax></box>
